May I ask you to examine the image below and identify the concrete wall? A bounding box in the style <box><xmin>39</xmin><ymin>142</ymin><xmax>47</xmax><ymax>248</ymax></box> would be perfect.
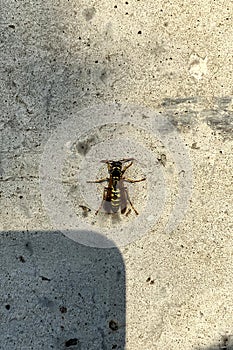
<box><xmin>1</xmin><ymin>1</ymin><xmax>232</xmax><ymax>349</ymax></box>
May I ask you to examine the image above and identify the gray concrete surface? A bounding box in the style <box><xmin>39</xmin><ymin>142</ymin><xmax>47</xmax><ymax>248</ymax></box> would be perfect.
<box><xmin>1</xmin><ymin>1</ymin><xmax>233</xmax><ymax>349</ymax></box>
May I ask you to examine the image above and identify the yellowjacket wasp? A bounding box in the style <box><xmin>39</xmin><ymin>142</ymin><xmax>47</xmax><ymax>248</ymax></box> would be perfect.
<box><xmin>87</xmin><ymin>158</ymin><xmax>146</xmax><ymax>215</ymax></box>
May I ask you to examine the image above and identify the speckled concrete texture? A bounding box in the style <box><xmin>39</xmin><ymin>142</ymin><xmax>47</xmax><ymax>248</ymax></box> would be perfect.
<box><xmin>1</xmin><ymin>1</ymin><xmax>233</xmax><ymax>349</ymax></box>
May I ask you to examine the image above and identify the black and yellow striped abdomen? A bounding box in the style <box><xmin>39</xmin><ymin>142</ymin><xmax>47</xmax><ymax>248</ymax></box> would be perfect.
<box><xmin>111</xmin><ymin>177</ymin><xmax>121</xmax><ymax>212</ymax></box>
<box><xmin>111</xmin><ymin>188</ymin><xmax>121</xmax><ymax>212</ymax></box>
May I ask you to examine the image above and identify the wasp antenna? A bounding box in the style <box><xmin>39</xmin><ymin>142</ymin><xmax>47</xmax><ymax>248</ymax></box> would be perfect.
<box><xmin>120</xmin><ymin>158</ymin><xmax>136</xmax><ymax>163</ymax></box>
<box><xmin>100</xmin><ymin>159</ymin><xmax>111</xmax><ymax>163</ymax></box>
<box><xmin>100</xmin><ymin>158</ymin><xmax>135</xmax><ymax>164</ymax></box>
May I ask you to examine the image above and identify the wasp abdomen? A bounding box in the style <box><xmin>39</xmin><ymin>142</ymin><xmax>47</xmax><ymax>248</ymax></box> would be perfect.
<box><xmin>111</xmin><ymin>176</ymin><xmax>126</xmax><ymax>213</ymax></box>
<box><xmin>111</xmin><ymin>186</ymin><xmax>121</xmax><ymax>212</ymax></box>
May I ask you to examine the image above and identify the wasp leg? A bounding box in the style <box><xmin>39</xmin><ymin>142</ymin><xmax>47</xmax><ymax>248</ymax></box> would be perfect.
<box><xmin>123</xmin><ymin>177</ymin><xmax>146</xmax><ymax>183</ymax></box>
<box><xmin>87</xmin><ymin>177</ymin><xmax>109</xmax><ymax>183</ymax></box>
<box><xmin>95</xmin><ymin>187</ymin><xmax>108</xmax><ymax>215</ymax></box>
<box><xmin>122</xmin><ymin>161</ymin><xmax>133</xmax><ymax>175</ymax></box>
<box><xmin>124</xmin><ymin>187</ymin><xmax>139</xmax><ymax>216</ymax></box>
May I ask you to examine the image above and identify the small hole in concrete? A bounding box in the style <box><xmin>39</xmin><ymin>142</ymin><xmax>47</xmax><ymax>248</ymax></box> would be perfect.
<box><xmin>60</xmin><ymin>306</ymin><xmax>67</xmax><ymax>314</ymax></box>
<box><xmin>109</xmin><ymin>320</ymin><xmax>119</xmax><ymax>331</ymax></box>
<box><xmin>65</xmin><ymin>338</ymin><xmax>78</xmax><ymax>347</ymax></box>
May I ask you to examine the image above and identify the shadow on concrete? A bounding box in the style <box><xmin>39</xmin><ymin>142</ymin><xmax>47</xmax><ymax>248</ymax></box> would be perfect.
<box><xmin>203</xmin><ymin>347</ymin><xmax>233</xmax><ymax>350</ymax></box>
<box><xmin>0</xmin><ymin>230</ymin><xmax>125</xmax><ymax>350</ymax></box>
<box><xmin>196</xmin><ymin>335</ymin><xmax>233</xmax><ymax>350</ymax></box>
<box><xmin>197</xmin><ymin>346</ymin><xmax>233</xmax><ymax>350</ymax></box>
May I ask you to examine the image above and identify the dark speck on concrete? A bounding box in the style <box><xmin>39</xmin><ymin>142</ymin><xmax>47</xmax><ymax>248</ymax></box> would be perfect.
<box><xmin>25</xmin><ymin>241</ymin><xmax>33</xmax><ymax>255</ymax></box>
<box><xmin>76</xmin><ymin>136</ymin><xmax>96</xmax><ymax>155</ymax></box>
<box><xmin>60</xmin><ymin>306</ymin><xmax>67</xmax><ymax>314</ymax></box>
<box><xmin>109</xmin><ymin>320</ymin><xmax>119</xmax><ymax>331</ymax></box>
<box><xmin>40</xmin><ymin>275</ymin><xmax>51</xmax><ymax>281</ymax></box>
<box><xmin>65</xmin><ymin>338</ymin><xmax>79</xmax><ymax>347</ymax></box>
<box><xmin>18</xmin><ymin>255</ymin><xmax>26</xmax><ymax>263</ymax></box>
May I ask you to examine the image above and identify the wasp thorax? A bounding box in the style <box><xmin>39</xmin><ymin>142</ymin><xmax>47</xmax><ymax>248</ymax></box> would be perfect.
<box><xmin>108</xmin><ymin>162</ymin><xmax>122</xmax><ymax>175</ymax></box>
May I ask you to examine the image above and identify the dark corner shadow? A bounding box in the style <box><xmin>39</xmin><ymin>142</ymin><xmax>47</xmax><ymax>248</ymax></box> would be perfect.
<box><xmin>197</xmin><ymin>345</ymin><xmax>232</xmax><ymax>350</ymax></box>
<box><xmin>0</xmin><ymin>230</ymin><xmax>125</xmax><ymax>350</ymax></box>
<box><xmin>201</xmin><ymin>347</ymin><xmax>231</xmax><ymax>350</ymax></box>
<box><xmin>196</xmin><ymin>334</ymin><xmax>233</xmax><ymax>350</ymax></box>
